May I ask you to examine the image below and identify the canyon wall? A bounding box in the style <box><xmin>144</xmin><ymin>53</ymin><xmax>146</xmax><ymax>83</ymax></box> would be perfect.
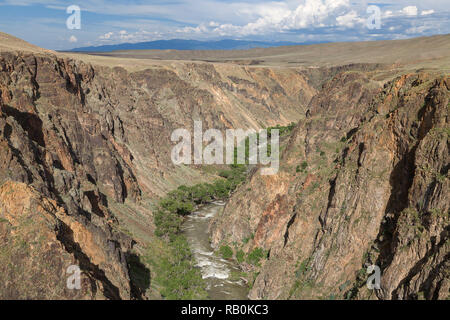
<box><xmin>1</xmin><ymin>32</ymin><xmax>448</xmax><ymax>300</ymax></box>
<box><xmin>211</xmin><ymin>71</ymin><xmax>449</xmax><ymax>300</ymax></box>
<box><xmin>0</xmin><ymin>48</ymin><xmax>314</xmax><ymax>299</ymax></box>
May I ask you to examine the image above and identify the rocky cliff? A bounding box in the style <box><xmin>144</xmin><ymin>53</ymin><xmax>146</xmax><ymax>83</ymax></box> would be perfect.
<box><xmin>0</xmin><ymin>32</ymin><xmax>448</xmax><ymax>300</ymax></box>
<box><xmin>211</xmin><ymin>71</ymin><xmax>449</xmax><ymax>300</ymax></box>
<box><xmin>0</xmin><ymin>36</ymin><xmax>315</xmax><ymax>299</ymax></box>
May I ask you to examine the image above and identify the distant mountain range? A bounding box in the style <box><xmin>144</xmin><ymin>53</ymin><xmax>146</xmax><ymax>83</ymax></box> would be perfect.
<box><xmin>69</xmin><ymin>39</ymin><xmax>324</xmax><ymax>52</ymax></box>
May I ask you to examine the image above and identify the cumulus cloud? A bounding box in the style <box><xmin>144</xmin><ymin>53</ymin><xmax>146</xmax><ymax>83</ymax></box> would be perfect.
<box><xmin>99</xmin><ymin>32</ymin><xmax>114</xmax><ymax>40</ymax></box>
<box><xmin>401</xmin><ymin>6</ymin><xmax>418</xmax><ymax>16</ymax></box>
<box><xmin>421</xmin><ymin>10</ymin><xmax>435</xmax><ymax>16</ymax></box>
<box><xmin>406</xmin><ymin>25</ymin><xmax>431</xmax><ymax>34</ymax></box>
<box><xmin>383</xmin><ymin>10</ymin><xmax>393</xmax><ymax>18</ymax></box>
<box><xmin>336</xmin><ymin>10</ymin><xmax>364</xmax><ymax>28</ymax></box>
<box><xmin>383</xmin><ymin>5</ymin><xmax>422</xmax><ymax>19</ymax></box>
<box><xmin>177</xmin><ymin>0</ymin><xmax>363</xmax><ymax>37</ymax></box>
<box><xmin>98</xmin><ymin>30</ymin><xmax>162</xmax><ymax>43</ymax></box>
<box><xmin>24</xmin><ymin>0</ymin><xmax>444</xmax><ymax>49</ymax></box>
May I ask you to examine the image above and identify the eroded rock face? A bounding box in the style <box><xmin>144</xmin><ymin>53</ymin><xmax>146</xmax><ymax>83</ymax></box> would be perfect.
<box><xmin>0</xmin><ymin>52</ymin><xmax>140</xmax><ymax>299</ymax></box>
<box><xmin>1</xmin><ymin>38</ymin><xmax>447</xmax><ymax>301</ymax></box>
<box><xmin>0</xmin><ymin>181</ymin><xmax>131</xmax><ymax>299</ymax></box>
<box><xmin>211</xmin><ymin>72</ymin><xmax>449</xmax><ymax>300</ymax></box>
<box><xmin>0</xmin><ymin>48</ymin><xmax>315</xmax><ymax>299</ymax></box>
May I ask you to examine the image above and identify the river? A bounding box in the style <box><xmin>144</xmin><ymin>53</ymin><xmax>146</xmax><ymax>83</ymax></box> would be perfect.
<box><xmin>181</xmin><ymin>201</ymin><xmax>249</xmax><ymax>300</ymax></box>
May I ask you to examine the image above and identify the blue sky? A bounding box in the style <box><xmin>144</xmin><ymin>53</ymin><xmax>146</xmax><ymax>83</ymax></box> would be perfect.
<box><xmin>0</xmin><ymin>0</ymin><xmax>448</xmax><ymax>50</ymax></box>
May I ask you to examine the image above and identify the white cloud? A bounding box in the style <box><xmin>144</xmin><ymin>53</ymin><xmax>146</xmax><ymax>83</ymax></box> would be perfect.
<box><xmin>98</xmin><ymin>30</ymin><xmax>161</xmax><ymax>43</ymax></box>
<box><xmin>336</xmin><ymin>10</ymin><xmax>364</xmax><ymax>28</ymax></box>
<box><xmin>401</xmin><ymin>6</ymin><xmax>418</xmax><ymax>16</ymax></box>
<box><xmin>421</xmin><ymin>10</ymin><xmax>435</xmax><ymax>16</ymax></box>
<box><xmin>178</xmin><ymin>0</ymin><xmax>356</xmax><ymax>37</ymax></box>
<box><xmin>283</xmin><ymin>0</ymin><xmax>351</xmax><ymax>29</ymax></box>
<box><xmin>69</xmin><ymin>35</ymin><xmax>77</xmax><ymax>43</ymax></box>
<box><xmin>4</xmin><ymin>0</ymin><xmax>448</xmax><ymax>49</ymax></box>
<box><xmin>99</xmin><ymin>32</ymin><xmax>114</xmax><ymax>40</ymax></box>
<box><xmin>91</xmin><ymin>1</ymin><xmax>447</xmax><ymax>45</ymax></box>
<box><xmin>406</xmin><ymin>25</ymin><xmax>430</xmax><ymax>34</ymax></box>
<box><xmin>383</xmin><ymin>10</ymin><xmax>393</xmax><ymax>18</ymax></box>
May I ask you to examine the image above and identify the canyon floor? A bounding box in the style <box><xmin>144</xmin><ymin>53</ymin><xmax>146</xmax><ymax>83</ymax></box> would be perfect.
<box><xmin>0</xmin><ymin>31</ymin><xmax>448</xmax><ymax>300</ymax></box>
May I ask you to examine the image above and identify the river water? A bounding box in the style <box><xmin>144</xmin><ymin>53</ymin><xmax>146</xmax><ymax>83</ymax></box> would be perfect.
<box><xmin>181</xmin><ymin>201</ymin><xmax>248</xmax><ymax>300</ymax></box>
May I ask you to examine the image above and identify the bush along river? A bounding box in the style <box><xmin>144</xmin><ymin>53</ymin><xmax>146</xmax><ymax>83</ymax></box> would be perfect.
<box><xmin>152</xmin><ymin>164</ymin><xmax>249</xmax><ymax>299</ymax></box>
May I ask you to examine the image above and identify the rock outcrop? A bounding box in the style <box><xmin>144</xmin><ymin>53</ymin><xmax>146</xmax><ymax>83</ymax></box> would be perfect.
<box><xmin>0</xmin><ymin>181</ymin><xmax>131</xmax><ymax>299</ymax></box>
<box><xmin>0</xmin><ymin>37</ymin><xmax>314</xmax><ymax>299</ymax></box>
<box><xmin>211</xmin><ymin>72</ymin><xmax>449</xmax><ymax>300</ymax></box>
<box><xmin>0</xmin><ymin>32</ymin><xmax>448</xmax><ymax>300</ymax></box>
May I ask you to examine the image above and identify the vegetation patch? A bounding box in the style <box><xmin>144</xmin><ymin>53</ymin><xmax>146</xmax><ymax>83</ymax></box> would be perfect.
<box><xmin>219</xmin><ymin>245</ymin><xmax>233</xmax><ymax>260</ymax></box>
<box><xmin>296</xmin><ymin>161</ymin><xmax>308</xmax><ymax>173</ymax></box>
<box><xmin>151</xmin><ymin>154</ymin><xmax>249</xmax><ymax>298</ymax></box>
<box><xmin>236</xmin><ymin>249</ymin><xmax>245</xmax><ymax>264</ymax></box>
<box><xmin>247</xmin><ymin>247</ymin><xmax>266</xmax><ymax>266</ymax></box>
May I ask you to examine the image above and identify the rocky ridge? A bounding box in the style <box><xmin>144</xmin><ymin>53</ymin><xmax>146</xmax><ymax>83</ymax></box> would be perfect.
<box><xmin>0</xmin><ymin>32</ymin><xmax>448</xmax><ymax>300</ymax></box>
<box><xmin>211</xmin><ymin>71</ymin><xmax>449</xmax><ymax>300</ymax></box>
<box><xmin>0</xmin><ymin>38</ymin><xmax>315</xmax><ymax>299</ymax></box>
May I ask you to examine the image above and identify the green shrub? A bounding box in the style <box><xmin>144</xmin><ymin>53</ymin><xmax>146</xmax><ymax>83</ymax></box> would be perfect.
<box><xmin>154</xmin><ymin>208</ymin><xmax>183</xmax><ymax>239</ymax></box>
<box><xmin>295</xmin><ymin>258</ymin><xmax>311</xmax><ymax>277</ymax></box>
<box><xmin>219</xmin><ymin>245</ymin><xmax>233</xmax><ymax>260</ymax></box>
<box><xmin>242</xmin><ymin>233</ymin><xmax>254</xmax><ymax>244</ymax></box>
<box><xmin>156</xmin><ymin>236</ymin><xmax>206</xmax><ymax>300</ymax></box>
<box><xmin>301</xmin><ymin>161</ymin><xmax>308</xmax><ymax>170</ymax></box>
<box><xmin>247</xmin><ymin>247</ymin><xmax>266</xmax><ymax>265</ymax></box>
<box><xmin>236</xmin><ymin>249</ymin><xmax>245</xmax><ymax>264</ymax></box>
<box><xmin>218</xmin><ymin>170</ymin><xmax>231</xmax><ymax>179</ymax></box>
<box><xmin>267</xmin><ymin>122</ymin><xmax>296</xmax><ymax>137</ymax></box>
<box><xmin>296</xmin><ymin>161</ymin><xmax>308</xmax><ymax>173</ymax></box>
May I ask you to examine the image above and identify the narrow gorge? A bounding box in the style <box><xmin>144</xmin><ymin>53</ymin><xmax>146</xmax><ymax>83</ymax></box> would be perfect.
<box><xmin>0</xmin><ymin>32</ymin><xmax>448</xmax><ymax>300</ymax></box>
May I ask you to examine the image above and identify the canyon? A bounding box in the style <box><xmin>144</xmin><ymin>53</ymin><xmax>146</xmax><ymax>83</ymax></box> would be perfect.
<box><xmin>0</xmin><ymin>31</ymin><xmax>448</xmax><ymax>299</ymax></box>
